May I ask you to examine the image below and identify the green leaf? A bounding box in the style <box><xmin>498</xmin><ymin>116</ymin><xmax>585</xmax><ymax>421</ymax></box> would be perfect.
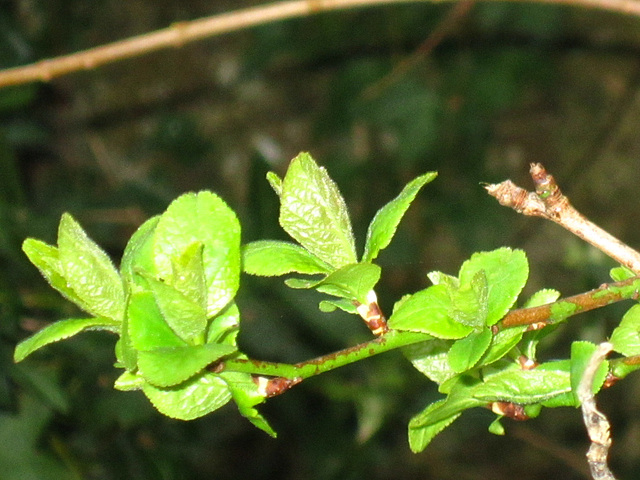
<box><xmin>22</xmin><ymin>239</ymin><xmax>87</xmax><ymax>310</ymax></box>
<box><xmin>276</xmin><ymin>152</ymin><xmax>357</xmax><ymax>268</ymax></box>
<box><xmin>142</xmin><ymin>372</ymin><xmax>232</xmax><ymax>420</ymax></box>
<box><xmin>57</xmin><ymin>213</ymin><xmax>125</xmax><ymax>321</ymax></box>
<box><xmin>473</xmin><ymin>368</ymin><xmax>571</xmax><ymax>404</ymax></box>
<box><xmin>137</xmin><ymin>343</ymin><xmax>236</xmax><ymax>387</ymax></box>
<box><xmin>523</xmin><ymin>288</ymin><xmax>561</xmax><ymax>308</ymax></box>
<box><xmin>266</xmin><ymin>171</ymin><xmax>283</xmax><ymax>196</ymax></box>
<box><xmin>153</xmin><ymin>191</ymin><xmax>241</xmax><ymax>318</ymax></box>
<box><xmin>120</xmin><ymin>216</ymin><xmax>160</xmax><ymax>293</ymax></box>
<box><xmin>242</xmin><ymin>240</ymin><xmax>332</xmax><ymax>276</ymax></box>
<box><xmin>219</xmin><ymin>372</ymin><xmax>276</xmax><ymax>437</ymax></box>
<box><xmin>570</xmin><ymin>341</ymin><xmax>608</xmax><ymax>406</ymax></box>
<box><xmin>207</xmin><ymin>303</ymin><xmax>241</xmax><ymax>346</ymax></box>
<box><xmin>403</xmin><ymin>339</ymin><xmax>456</xmax><ymax>385</ymax></box>
<box><xmin>477</xmin><ymin>325</ymin><xmax>527</xmax><ymax>367</ymax></box>
<box><xmin>127</xmin><ymin>292</ymin><xmax>186</xmax><ymax>351</ymax></box>
<box><xmin>114</xmin><ymin>371</ymin><xmax>145</xmax><ymax>391</ymax></box>
<box><xmin>362</xmin><ymin>171</ymin><xmax>437</xmax><ymax>263</ymax></box>
<box><xmin>170</xmin><ymin>242</ymin><xmax>208</xmax><ymax>309</ymax></box>
<box><xmin>448</xmin><ymin>270</ymin><xmax>488</xmax><ymax>328</ymax></box>
<box><xmin>388</xmin><ymin>285</ymin><xmax>473</xmax><ymax>339</ymax></box>
<box><xmin>610</xmin><ymin>304</ymin><xmax>640</xmax><ymax>356</ymax></box>
<box><xmin>447</xmin><ymin>327</ymin><xmax>492</xmax><ymax>373</ymax></box>
<box><xmin>319</xmin><ymin>298</ymin><xmax>358</xmax><ymax>314</ymax></box>
<box><xmin>284</xmin><ymin>263</ymin><xmax>381</xmax><ymax>305</ymax></box>
<box><xmin>610</xmin><ymin>265</ymin><xmax>637</xmax><ymax>282</ymax></box>
<box><xmin>458</xmin><ymin>248</ymin><xmax>528</xmax><ymax>326</ymax></box>
<box><xmin>488</xmin><ymin>417</ymin><xmax>505</xmax><ymax>435</ymax></box>
<box><xmin>408</xmin><ymin>399</ymin><xmax>461</xmax><ymax>453</ymax></box>
<box><xmin>146</xmin><ymin>277</ymin><xmax>208</xmax><ymax>343</ymax></box>
<box><xmin>14</xmin><ymin>317</ymin><xmax>118</xmax><ymax>362</ymax></box>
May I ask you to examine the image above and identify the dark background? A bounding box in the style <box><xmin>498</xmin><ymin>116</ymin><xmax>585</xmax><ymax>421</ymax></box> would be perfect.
<box><xmin>2</xmin><ymin>1</ymin><xmax>640</xmax><ymax>479</ymax></box>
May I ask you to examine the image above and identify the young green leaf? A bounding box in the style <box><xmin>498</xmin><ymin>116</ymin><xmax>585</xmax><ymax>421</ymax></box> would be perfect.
<box><xmin>146</xmin><ymin>277</ymin><xmax>208</xmax><ymax>343</ymax></box>
<box><xmin>610</xmin><ymin>304</ymin><xmax>640</xmax><ymax>356</ymax></box>
<box><xmin>458</xmin><ymin>248</ymin><xmax>528</xmax><ymax>326</ymax></box>
<box><xmin>276</xmin><ymin>152</ymin><xmax>357</xmax><ymax>269</ymax></box>
<box><xmin>476</xmin><ymin>325</ymin><xmax>527</xmax><ymax>367</ymax></box>
<box><xmin>22</xmin><ymin>238</ymin><xmax>88</xmax><ymax>311</ymax></box>
<box><xmin>120</xmin><ymin>216</ymin><xmax>160</xmax><ymax>293</ymax></box>
<box><xmin>127</xmin><ymin>291</ymin><xmax>187</xmax><ymax>351</ymax></box>
<box><xmin>219</xmin><ymin>372</ymin><xmax>276</xmax><ymax>437</ymax></box>
<box><xmin>319</xmin><ymin>298</ymin><xmax>358</xmax><ymax>314</ymax></box>
<box><xmin>447</xmin><ymin>327</ymin><xmax>492</xmax><ymax>373</ymax></box>
<box><xmin>57</xmin><ymin>213</ymin><xmax>125</xmax><ymax>321</ymax></box>
<box><xmin>142</xmin><ymin>372</ymin><xmax>232</xmax><ymax>420</ymax></box>
<box><xmin>153</xmin><ymin>191</ymin><xmax>241</xmax><ymax>318</ymax></box>
<box><xmin>388</xmin><ymin>285</ymin><xmax>473</xmax><ymax>339</ymax></box>
<box><xmin>610</xmin><ymin>265</ymin><xmax>637</xmax><ymax>282</ymax></box>
<box><xmin>284</xmin><ymin>263</ymin><xmax>381</xmax><ymax>305</ymax></box>
<box><xmin>362</xmin><ymin>171</ymin><xmax>437</xmax><ymax>263</ymax></box>
<box><xmin>403</xmin><ymin>338</ymin><xmax>456</xmax><ymax>385</ymax></box>
<box><xmin>570</xmin><ymin>341</ymin><xmax>608</xmax><ymax>406</ymax></box>
<box><xmin>523</xmin><ymin>288</ymin><xmax>561</xmax><ymax>308</ymax></box>
<box><xmin>408</xmin><ymin>399</ymin><xmax>461</xmax><ymax>453</ymax></box>
<box><xmin>242</xmin><ymin>240</ymin><xmax>332</xmax><ymax>276</ymax></box>
<box><xmin>448</xmin><ymin>270</ymin><xmax>488</xmax><ymax>328</ymax></box>
<box><xmin>170</xmin><ymin>242</ymin><xmax>208</xmax><ymax>309</ymax></box>
<box><xmin>472</xmin><ymin>368</ymin><xmax>571</xmax><ymax>404</ymax></box>
<box><xmin>14</xmin><ymin>317</ymin><xmax>118</xmax><ymax>362</ymax></box>
<box><xmin>137</xmin><ymin>343</ymin><xmax>237</xmax><ymax>387</ymax></box>
<box><xmin>206</xmin><ymin>303</ymin><xmax>241</xmax><ymax>346</ymax></box>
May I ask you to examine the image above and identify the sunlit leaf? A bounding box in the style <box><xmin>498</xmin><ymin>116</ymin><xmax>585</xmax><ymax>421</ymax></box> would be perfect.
<box><xmin>403</xmin><ymin>339</ymin><xmax>455</xmax><ymax>384</ymax></box>
<box><xmin>120</xmin><ymin>216</ymin><xmax>160</xmax><ymax>293</ymax></box>
<box><xmin>458</xmin><ymin>248</ymin><xmax>528</xmax><ymax>326</ymax></box>
<box><xmin>570</xmin><ymin>341</ymin><xmax>608</xmax><ymax>406</ymax></box>
<box><xmin>447</xmin><ymin>327</ymin><xmax>492</xmax><ymax>373</ymax></box>
<box><xmin>362</xmin><ymin>171</ymin><xmax>437</xmax><ymax>263</ymax></box>
<box><xmin>408</xmin><ymin>399</ymin><xmax>461</xmax><ymax>453</ymax></box>
<box><xmin>127</xmin><ymin>291</ymin><xmax>186</xmax><ymax>351</ymax></box>
<box><xmin>219</xmin><ymin>372</ymin><xmax>276</xmax><ymax>437</ymax></box>
<box><xmin>473</xmin><ymin>368</ymin><xmax>570</xmax><ymax>404</ymax></box>
<box><xmin>242</xmin><ymin>240</ymin><xmax>332</xmax><ymax>276</ymax></box>
<box><xmin>153</xmin><ymin>191</ymin><xmax>241</xmax><ymax>318</ymax></box>
<box><xmin>610</xmin><ymin>304</ymin><xmax>640</xmax><ymax>357</ymax></box>
<box><xmin>137</xmin><ymin>343</ymin><xmax>236</xmax><ymax>387</ymax></box>
<box><xmin>276</xmin><ymin>152</ymin><xmax>357</xmax><ymax>268</ymax></box>
<box><xmin>142</xmin><ymin>372</ymin><xmax>232</xmax><ymax>420</ymax></box>
<box><xmin>57</xmin><ymin>214</ymin><xmax>125</xmax><ymax>321</ymax></box>
<box><xmin>14</xmin><ymin>317</ymin><xmax>118</xmax><ymax>362</ymax></box>
<box><xmin>388</xmin><ymin>284</ymin><xmax>473</xmax><ymax>339</ymax></box>
<box><xmin>207</xmin><ymin>303</ymin><xmax>241</xmax><ymax>346</ymax></box>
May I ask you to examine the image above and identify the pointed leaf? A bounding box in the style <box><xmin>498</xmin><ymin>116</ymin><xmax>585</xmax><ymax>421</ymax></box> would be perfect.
<box><xmin>142</xmin><ymin>372</ymin><xmax>232</xmax><ymax>420</ymax></box>
<box><xmin>447</xmin><ymin>327</ymin><xmax>492</xmax><ymax>373</ymax></box>
<box><xmin>138</xmin><ymin>343</ymin><xmax>236</xmax><ymax>387</ymax></box>
<box><xmin>207</xmin><ymin>303</ymin><xmax>241</xmax><ymax>346</ymax></box>
<box><xmin>473</xmin><ymin>368</ymin><xmax>571</xmax><ymax>404</ymax></box>
<box><xmin>22</xmin><ymin>238</ymin><xmax>90</xmax><ymax>311</ymax></box>
<box><xmin>14</xmin><ymin>317</ymin><xmax>117</xmax><ymax>362</ymax></box>
<box><xmin>610</xmin><ymin>304</ymin><xmax>640</xmax><ymax>356</ymax></box>
<box><xmin>523</xmin><ymin>288</ymin><xmax>561</xmax><ymax>308</ymax></box>
<box><xmin>388</xmin><ymin>284</ymin><xmax>473</xmax><ymax>339</ymax></box>
<box><xmin>277</xmin><ymin>152</ymin><xmax>356</xmax><ymax>268</ymax></box>
<box><xmin>127</xmin><ymin>292</ymin><xmax>186</xmax><ymax>351</ymax></box>
<box><xmin>153</xmin><ymin>191</ymin><xmax>241</xmax><ymax>318</ymax></box>
<box><xmin>408</xmin><ymin>399</ymin><xmax>461</xmax><ymax>453</ymax></box>
<box><xmin>458</xmin><ymin>248</ymin><xmax>528</xmax><ymax>326</ymax></box>
<box><xmin>146</xmin><ymin>277</ymin><xmax>208</xmax><ymax>343</ymax></box>
<box><xmin>57</xmin><ymin>214</ymin><xmax>125</xmax><ymax>321</ymax></box>
<box><xmin>242</xmin><ymin>240</ymin><xmax>332</xmax><ymax>276</ymax></box>
<box><xmin>120</xmin><ymin>216</ymin><xmax>160</xmax><ymax>293</ymax></box>
<box><xmin>570</xmin><ymin>341</ymin><xmax>608</xmax><ymax>406</ymax></box>
<box><xmin>362</xmin><ymin>172</ymin><xmax>437</xmax><ymax>263</ymax></box>
<box><xmin>219</xmin><ymin>372</ymin><xmax>277</xmax><ymax>437</ymax></box>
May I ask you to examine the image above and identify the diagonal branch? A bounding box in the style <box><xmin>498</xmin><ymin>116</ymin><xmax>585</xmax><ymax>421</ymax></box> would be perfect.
<box><xmin>485</xmin><ymin>163</ymin><xmax>640</xmax><ymax>274</ymax></box>
<box><xmin>3</xmin><ymin>0</ymin><xmax>640</xmax><ymax>88</ymax></box>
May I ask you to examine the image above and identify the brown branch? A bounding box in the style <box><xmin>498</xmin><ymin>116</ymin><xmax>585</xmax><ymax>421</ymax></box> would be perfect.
<box><xmin>4</xmin><ymin>0</ymin><xmax>640</xmax><ymax>88</ymax></box>
<box><xmin>577</xmin><ymin>342</ymin><xmax>617</xmax><ymax>480</ymax></box>
<box><xmin>500</xmin><ymin>275</ymin><xmax>640</xmax><ymax>328</ymax></box>
<box><xmin>485</xmin><ymin>163</ymin><xmax>640</xmax><ymax>274</ymax></box>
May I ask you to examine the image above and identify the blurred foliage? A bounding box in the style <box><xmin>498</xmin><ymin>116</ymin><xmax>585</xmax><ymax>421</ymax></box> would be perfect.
<box><xmin>1</xmin><ymin>1</ymin><xmax>640</xmax><ymax>479</ymax></box>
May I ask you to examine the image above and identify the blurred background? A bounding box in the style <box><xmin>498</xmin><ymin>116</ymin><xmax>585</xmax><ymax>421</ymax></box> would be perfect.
<box><xmin>2</xmin><ymin>1</ymin><xmax>640</xmax><ymax>479</ymax></box>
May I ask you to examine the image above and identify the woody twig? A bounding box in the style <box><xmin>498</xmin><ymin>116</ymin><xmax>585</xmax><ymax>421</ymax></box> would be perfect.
<box><xmin>485</xmin><ymin>163</ymin><xmax>640</xmax><ymax>274</ymax></box>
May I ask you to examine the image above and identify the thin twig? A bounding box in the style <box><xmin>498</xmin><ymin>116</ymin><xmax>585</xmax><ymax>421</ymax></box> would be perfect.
<box><xmin>577</xmin><ymin>342</ymin><xmax>617</xmax><ymax>480</ymax></box>
<box><xmin>485</xmin><ymin>163</ymin><xmax>640</xmax><ymax>273</ymax></box>
<box><xmin>4</xmin><ymin>0</ymin><xmax>640</xmax><ymax>88</ymax></box>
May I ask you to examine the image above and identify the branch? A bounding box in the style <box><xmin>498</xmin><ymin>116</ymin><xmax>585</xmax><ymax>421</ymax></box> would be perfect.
<box><xmin>577</xmin><ymin>342</ymin><xmax>617</xmax><ymax>480</ymax></box>
<box><xmin>485</xmin><ymin>163</ymin><xmax>640</xmax><ymax>274</ymax></box>
<box><xmin>3</xmin><ymin>0</ymin><xmax>640</xmax><ymax>88</ymax></box>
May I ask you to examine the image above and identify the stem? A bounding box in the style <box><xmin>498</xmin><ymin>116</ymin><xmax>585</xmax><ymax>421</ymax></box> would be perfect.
<box><xmin>486</xmin><ymin>163</ymin><xmax>640</xmax><ymax>274</ymax></box>
<box><xmin>3</xmin><ymin>0</ymin><xmax>640</xmax><ymax>88</ymax></box>
<box><xmin>501</xmin><ymin>276</ymin><xmax>640</xmax><ymax>328</ymax></box>
<box><xmin>221</xmin><ymin>330</ymin><xmax>432</xmax><ymax>379</ymax></box>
